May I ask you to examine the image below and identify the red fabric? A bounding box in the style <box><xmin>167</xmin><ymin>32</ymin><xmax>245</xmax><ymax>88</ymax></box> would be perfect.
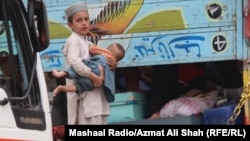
<box><xmin>177</xmin><ymin>64</ymin><xmax>204</xmax><ymax>84</ymax></box>
<box><xmin>245</xmin><ymin>0</ymin><xmax>250</xmax><ymax>40</ymax></box>
<box><xmin>53</xmin><ymin>125</ymin><xmax>65</xmax><ymax>140</ymax></box>
<box><xmin>245</xmin><ymin>14</ymin><xmax>250</xmax><ymax>39</ymax></box>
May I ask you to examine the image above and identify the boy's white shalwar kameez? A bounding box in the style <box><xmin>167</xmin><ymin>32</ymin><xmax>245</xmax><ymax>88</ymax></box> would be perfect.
<box><xmin>63</xmin><ymin>32</ymin><xmax>109</xmax><ymax>124</ymax></box>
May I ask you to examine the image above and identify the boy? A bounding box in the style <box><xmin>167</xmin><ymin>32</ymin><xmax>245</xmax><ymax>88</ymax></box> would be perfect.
<box><xmin>52</xmin><ymin>43</ymin><xmax>125</xmax><ymax>102</ymax></box>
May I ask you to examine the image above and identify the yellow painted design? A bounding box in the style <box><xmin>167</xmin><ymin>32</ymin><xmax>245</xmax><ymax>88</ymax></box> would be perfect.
<box><xmin>243</xmin><ymin>67</ymin><xmax>250</xmax><ymax>125</ymax></box>
<box><xmin>91</xmin><ymin>0</ymin><xmax>143</xmax><ymax>34</ymax></box>
<box><xmin>48</xmin><ymin>21</ymin><xmax>70</xmax><ymax>39</ymax></box>
<box><xmin>126</xmin><ymin>10</ymin><xmax>185</xmax><ymax>33</ymax></box>
<box><xmin>47</xmin><ymin>1</ymin><xmax>185</xmax><ymax>38</ymax></box>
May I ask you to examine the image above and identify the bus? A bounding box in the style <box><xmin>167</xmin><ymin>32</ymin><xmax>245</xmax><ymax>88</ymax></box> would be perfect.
<box><xmin>0</xmin><ymin>0</ymin><xmax>52</xmax><ymax>140</ymax></box>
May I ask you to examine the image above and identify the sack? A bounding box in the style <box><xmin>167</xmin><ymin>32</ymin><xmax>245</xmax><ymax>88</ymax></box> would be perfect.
<box><xmin>159</xmin><ymin>90</ymin><xmax>218</xmax><ymax>118</ymax></box>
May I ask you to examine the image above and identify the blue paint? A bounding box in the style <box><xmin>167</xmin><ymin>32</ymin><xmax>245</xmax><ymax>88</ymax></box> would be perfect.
<box><xmin>40</xmin><ymin>49</ymin><xmax>63</xmax><ymax>70</ymax></box>
<box><xmin>169</xmin><ymin>36</ymin><xmax>205</xmax><ymax>58</ymax></box>
<box><xmin>39</xmin><ymin>0</ymin><xmax>246</xmax><ymax>70</ymax></box>
<box><xmin>153</xmin><ymin>36</ymin><xmax>174</xmax><ymax>58</ymax></box>
<box><xmin>133</xmin><ymin>35</ymin><xmax>205</xmax><ymax>60</ymax></box>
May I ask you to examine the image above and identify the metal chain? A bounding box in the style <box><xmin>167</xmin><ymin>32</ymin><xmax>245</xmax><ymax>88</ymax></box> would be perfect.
<box><xmin>227</xmin><ymin>82</ymin><xmax>250</xmax><ymax>125</ymax></box>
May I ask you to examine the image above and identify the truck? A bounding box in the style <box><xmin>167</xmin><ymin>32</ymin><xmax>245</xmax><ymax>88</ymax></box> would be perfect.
<box><xmin>1</xmin><ymin>0</ymin><xmax>250</xmax><ymax>140</ymax></box>
<box><xmin>41</xmin><ymin>0</ymin><xmax>250</xmax><ymax>124</ymax></box>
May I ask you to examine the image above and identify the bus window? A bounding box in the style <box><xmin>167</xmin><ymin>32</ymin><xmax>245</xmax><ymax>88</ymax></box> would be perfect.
<box><xmin>0</xmin><ymin>21</ymin><xmax>25</xmax><ymax>98</ymax></box>
<box><xmin>0</xmin><ymin>0</ymin><xmax>38</xmax><ymax>108</ymax></box>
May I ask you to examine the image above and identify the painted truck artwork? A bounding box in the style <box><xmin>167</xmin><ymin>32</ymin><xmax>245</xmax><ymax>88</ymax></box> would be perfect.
<box><xmin>40</xmin><ymin>0</ymin><xmax>244</xmax><ymax>71</ymax></box>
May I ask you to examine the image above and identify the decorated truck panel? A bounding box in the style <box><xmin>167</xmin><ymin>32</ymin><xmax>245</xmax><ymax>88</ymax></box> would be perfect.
<box><xmin>40</xmin><ymin>0</ymin><xmax>250</xmax><ymax>124</ymax></box>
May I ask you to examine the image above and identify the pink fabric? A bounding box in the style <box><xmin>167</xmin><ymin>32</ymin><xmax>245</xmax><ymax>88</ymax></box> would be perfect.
<box><xmin>159</xmin><ymin>90</ymin><xmax>218</xmax><ymax>118</ymax></box>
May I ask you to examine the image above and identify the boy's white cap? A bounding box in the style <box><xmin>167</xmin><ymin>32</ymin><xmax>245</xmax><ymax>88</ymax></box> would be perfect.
<box><xmin>65</xmin><ymin>2</ymin><xmax>88</xmax><ymax>18</ymax></box>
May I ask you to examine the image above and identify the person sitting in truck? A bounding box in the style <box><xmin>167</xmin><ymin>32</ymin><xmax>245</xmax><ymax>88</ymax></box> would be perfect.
<box><xmin>52</xmin><ymin>43</ymin><xmax>125</xmax><ymax>102</ymax></box>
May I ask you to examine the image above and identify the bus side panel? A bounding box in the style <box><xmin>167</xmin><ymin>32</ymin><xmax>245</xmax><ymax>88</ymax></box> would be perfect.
<box><xmin>0</xmin><ymin>89</ymin><xmax>16</xmax><ymax>128</ymax></box>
